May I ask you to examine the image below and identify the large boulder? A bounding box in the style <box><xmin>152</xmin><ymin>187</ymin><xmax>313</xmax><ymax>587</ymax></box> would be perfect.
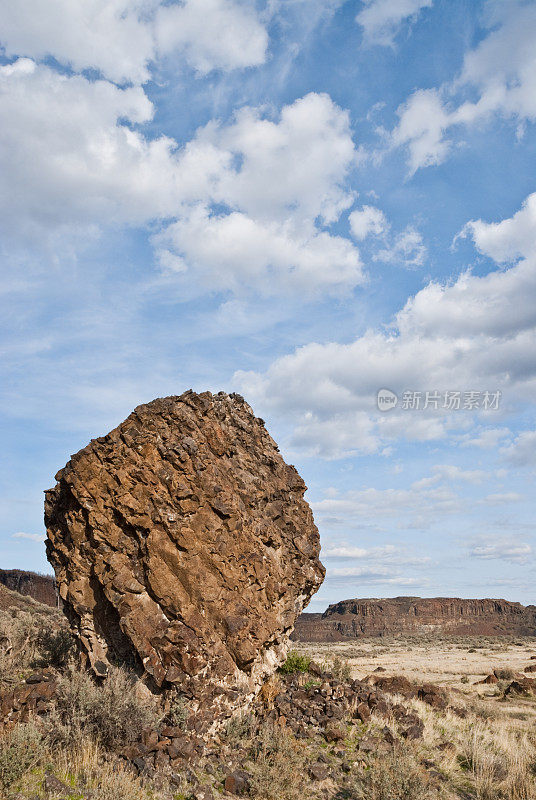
<box><xmin>45</xmin><ymin>391</ymin><xmax>324</xmax><ymax>728</ymax></box>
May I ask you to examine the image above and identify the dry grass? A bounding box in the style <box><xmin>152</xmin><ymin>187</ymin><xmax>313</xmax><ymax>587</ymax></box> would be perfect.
<box><xmin>48</xmin><ymin>665</ymin><xmax>164</xmax><ymax>749</ymax></box>
<box><xmin>0</xmin><ymin>604</ymin><xmax>74</xmax><ymax>685</ymax></box>
<box><xmin>4</xmin><ymin>601</ymin><xmax>536</xmax><ymax>800</ymax></box>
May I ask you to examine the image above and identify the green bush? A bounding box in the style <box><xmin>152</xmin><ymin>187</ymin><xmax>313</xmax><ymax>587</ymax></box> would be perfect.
<box><xmin>0</xmin><ymin>723</ymin><xmax>43</xmax><ymax>788</ymax></box>
<box><xmin>356</xmin><ymin>748</ymin><xmax>435</xmax><ymax>800</ymax></box>
<box><xmin>35</xmin><ymin>627</ymin><xmax>76</xmax><ymax>668</ymax></box>
<box><xmin>279</xmin><ymin>651</ymin><xmax>310</xmax><ymax>675</ymax></box>
<box><xmin>167</xmin><ymin>692</ymin><xmax>189</xmax><ymax>729</ymax></box>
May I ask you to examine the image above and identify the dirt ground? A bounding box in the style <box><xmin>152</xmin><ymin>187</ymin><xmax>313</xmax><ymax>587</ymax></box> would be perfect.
<box><xmin>297</xmin><ymin>635</ymin><xmax>536</xmax><ymax>726</ymax></box>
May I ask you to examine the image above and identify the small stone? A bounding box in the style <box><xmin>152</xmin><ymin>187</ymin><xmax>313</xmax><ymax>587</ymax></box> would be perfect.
<box><xmin>309</xmin><ymin>763</ymin><xmax>329</xmax><ymax>781</ymax></box>
<box><xmin>224</xmin><ymin>770</ymin><xmax>251</xmax><ymax>795</ymax></box>
<box><xmin>325</xmin><ymin>725</ymin><xmax>345</xmax><ymax>742</ymax></box>
<box><xmin>354</xmin><ymin>702</ymin><xmax>371</xmax><ymax>722</ymax></box>
<box><xmin>43</xmin><ymin>773</ymin><xmax>72</xmax><ymax>794</ymax></box>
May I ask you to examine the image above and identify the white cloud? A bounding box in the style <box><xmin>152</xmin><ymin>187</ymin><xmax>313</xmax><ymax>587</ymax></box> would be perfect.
<box><xmin>323</xmin><ymin>543</ymin><xmax>431</xmax><ymax>566</ymax></box>
<box><xmin>311</xmin><ymin>474</ymin><xmax>468</xmax><ymax>531</ymax></box>
<box><xmin>391</xmin><ymin>88</ymin><xmax>451</xmax><ymax>174</ymax></box>
<box><xmin>469</xmin><ymin>538</ymin><xmax>532</xmax><ymax>565</ymax></box>
<box><xmin>461</xmin><ymin>193</ymin><xmax>536</xmax><ymax>264</ymax></box>
<box><xmin>0</xmin><ymin>65</ymin><xmax>362</xmax><ymax>294</ymax></box>
<box><xmin>157</xmin><ymin>209</ymin><xmax>362</xmax><ymax>295</ymax></box>
<box><xmin>501</xmin><ymin>430</ymin><xmax>536</xmax><ymax>467</ymax></box>
<box><xmin>328</xmin><ymin>566</ymin><xmax>422</xmax><ymax>585</ymax></box>
<box><xmin>0</xmin><ymin>59</ymin><xmax>178</xmax><ymax>241</ymax></box>
<box><xmin>154</xmin><ymin>0</ymin><xmax>268</xmax><ymax>75</ymax></box>
<box><xmin>375</xmin><ymin>225</ymin><xmax>426</xmax><ymax>269</ymax></box>
<box><xmin>349</xmin><ymin>205</ymin><xmax>386</xmax><ymax>240</ymax></box>
<box><xmin>235</xmin><ymin>194</ymin><xmax>536</xmax><ymax>456</ymax></box>
<box><xmin>481</xmin><ymin>492</ymin><xmax>523</xmax><ymax>506</ymax></box>
<box><xmin>460</xmin><ymin>428</ymin><xmax>510</xmax><ymax>450</ymax></box>
<box><xmin>356</xmin><ymin>0</ymin><xmax>433</xmax><ymax>46</ymax></box>
<box><xmin>12</xmin><ymin>532</ymin><xmax>45</xmax><ymax>542</ymax></box>
<box><xmin>412</xmin><ymin>464</ymin><xmax>488</xmax><ymax>489</ymax></box>
<box><xmin>0</xmin><ymin>0</ymin><xmax>268</xmax><ymax>85</ymax></box>
<box><xmin>392</xmin><ymin>3</ymin><xmax>536</xmax><ymax>171</ymax></box>
<box><xmin>154</xmin><ymin>92</ymin><xmax>364</xmax><ymax>295</ymax></box>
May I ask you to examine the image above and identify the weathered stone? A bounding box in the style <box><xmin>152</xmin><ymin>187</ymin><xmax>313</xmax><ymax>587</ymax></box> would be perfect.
<box><xmin>309</xmin><ymin>763</ymin><xmax>329</xmax><ymax>780</ymax></box>
<box><xmin>476</xmin><ymin>674</ymin><xmax>498</xmax><ymax>685</ymax></box>
<box><xmin>43</xmin><ymin>773</ymin><xmax>71</xmax><ymax>794</ymax></box>
<box><xmin>224</xmin><ymin>770</ymin><xmax>251</xmax><ymax>795</ymax></box>
<box><xmin>354</xmin><ymin>702</ymin><xmax>371</xmax><ymax>722</ymax></box>
<box><xmin>45</xmin><ymin>392</ymin><xmax>324</xmax><ymax>728</ymax></box>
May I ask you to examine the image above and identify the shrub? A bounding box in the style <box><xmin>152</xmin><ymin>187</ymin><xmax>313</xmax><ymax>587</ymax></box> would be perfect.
<box><xmin>50</xmin><ymin>666</ymin><xmax>163</xmax><ymax>750</ymax></box>
<box><xmin>355</xmin><ymin>748</ymin><xmax>435</xmax><ymax>800</ymax></box>
<box><xmin>249</xmin><ymin>723</ymin><xmax>313</xmax><ymax>800</ymax></box>
<box><xmin>279</xmin><ymin>651</ymin><xmax>310</xmax><ymax>675</ymax></box>
<box><xmin>0</xmin><ymin>723</ymin><xmax>43</xmax><ymax>788</ymax></box>
<box><xmin>331</xmin><ymin>654</ymin><xmax>352</xmax><ymax>682</ymax></box>
<box><xmin>166</xmin><ymin>692</ymin><xmax>189</xmax><ymax>729</ymax></box>
<box><xmin>35</xmin><ymin>627</ymin><xmax>76</xmax><ymax>668</ymax></box>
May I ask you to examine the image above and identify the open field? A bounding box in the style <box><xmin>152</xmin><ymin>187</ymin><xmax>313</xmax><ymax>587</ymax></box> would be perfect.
<box><xmin>298</xmin><ymin>635</ymin><xmax>536</xmax><ymax>727</ymax></box>
<box><xmin>297</xmin><ymin>635</ymin><xmax>536</xmax><ymax>685</ymax></box>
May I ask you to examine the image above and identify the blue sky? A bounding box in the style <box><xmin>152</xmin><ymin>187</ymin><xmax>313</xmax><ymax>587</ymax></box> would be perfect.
<box><xmin>1</xmin><ymin>0</ymin><xmax>536</xmax><ymax>609</ymax></box>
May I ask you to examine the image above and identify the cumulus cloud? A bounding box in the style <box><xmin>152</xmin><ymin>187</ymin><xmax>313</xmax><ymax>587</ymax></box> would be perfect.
<box><xmin>460</xmin><ymin>428</ymin><xmax>510</xmax><ymax>450</ymax></box>
<box><xmin>0</xmin><ymin>64</ymin><xmax>362</xmax><ymax>294</ymax></box>
<box><xmin>154</xmin><ymin>93</ymin><xmax>364</xmax><ymax>295</ymax></box>
<box><xmin>0</xmin><ymin>59</ymin><xmax>181</xmax><ymax>240</ymax></box>
<box><xmin>323</xmin><ymin>543</ymin><xmax>431</xmax><ymax>566</ymax></box>
<box><xmin>311</xmin><ymin>475</ymin><xmax>468</xmax><ymax>531</ymax></box>
<box><xmin>349</xmin><ymin>205</ymin><xmax>386</xmax><ymax>240</ymax></box>
<box><xmin>392</xmin><ymin>3</ymin><xmax>536</xmax><ymax>171</ymax></box>
<box><xmin>460</xmin><ymin>192</ymin><xmax>536</xmax><ymax>264</ymax></box>
<box><xmin>235</xmin><ymin>194</ymin><xmax>536</xmax><ymax>456</ymax></box>
<box><xmin>375</xmin><ymin>225</ymin><xmax>426</xmax><ymax>269</ymax></box>
<box><xmin>356</xmin><ymin>0</ymin><xmax>433</xmax><ymax>46</ymax></box>
<box><xmin>0</xmin><ymin>0</ymin><xmax>268</xmax><ymax>84</ymax></box>
<box><xmin>154</xmin><ymin>0</ymin><xmax>268</xmax><ymax>75</ymax></box>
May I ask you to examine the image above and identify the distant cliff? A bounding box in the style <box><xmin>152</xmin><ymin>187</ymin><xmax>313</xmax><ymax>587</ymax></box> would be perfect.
<box><xmin>292</xmin><ymin>597</ymin><xmax>536</xmax><ymax>641</ymax></box>
<box><xmin>0</xmin><ymin>569</ymin><xmax>56</xmax><ymax>607</ymax></box>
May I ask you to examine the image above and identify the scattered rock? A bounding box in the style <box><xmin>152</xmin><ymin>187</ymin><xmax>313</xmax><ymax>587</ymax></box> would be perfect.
<box><xmin>475</xmin><ymin>674</ymin><xmax>498</xmax><ymax>685</ymax></box>
<box><xmin>417</xmin><ymin>683</ymin><xmax>448</xmax><ymax>710</ymax></box>
<box><xmin>43</xmin><ymin>773</ymin><xmax>72</xmax><ymax>795</ymax></box>
<box><xmin>309</xmin><ymin>763</ymin><xmax>329</xmax><ymax>781</ymax></box>
<box><xmin>505</xmin><ymin>678</ymin><xmax>536</xmax><ymax>697</ymax></box>
<box><xmin>224</xmin><ymin>770</ymin><xmax>251</xmax><ymax>795</ymax></box>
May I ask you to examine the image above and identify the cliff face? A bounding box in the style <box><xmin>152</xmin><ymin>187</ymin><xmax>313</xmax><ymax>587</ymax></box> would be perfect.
<box><xmin>292</xmin><ymin>597</ymin><xmax>536</xmax><ymax>641</ymax></box>
<box><xmin>0</xmin><ymin>569</ymin><xmax>56</xmax><ymax>607</ymax></box>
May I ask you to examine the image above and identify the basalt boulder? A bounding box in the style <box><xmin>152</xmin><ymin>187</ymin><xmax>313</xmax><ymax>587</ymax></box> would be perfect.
<box><xmin>45</xmin><ymin>391</ymin><xmax>324</xmax><ymax>728</ymax></box>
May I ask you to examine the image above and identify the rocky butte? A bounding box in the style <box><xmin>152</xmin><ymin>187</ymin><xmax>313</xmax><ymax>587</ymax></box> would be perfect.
<box><xmin>292</xmin><ymin>596</ymin><xmax>536</xmax><ymax>641</ymax></box>
<box><xmin>45</xmin><ymin>390</ymin><xmax>324</xmax><ymax>730</ymax></box>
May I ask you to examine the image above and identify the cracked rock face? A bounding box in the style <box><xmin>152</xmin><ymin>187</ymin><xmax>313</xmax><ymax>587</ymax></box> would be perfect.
<box><xmin>45</xmin><ymin>391</ymin><xmax>324</xmax><ymax>727</ymax></box>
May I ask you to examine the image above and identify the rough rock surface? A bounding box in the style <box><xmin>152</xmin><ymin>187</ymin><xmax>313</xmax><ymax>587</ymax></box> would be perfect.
<box><xmin>292</xmin><ymin>596</ymin><xmax>536</xmax><ymax>641</ymax></box>
<box><xmin>45</xmin><ymin>391</ymin><xmax>324</xmax><ymax>728</ymax></box>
